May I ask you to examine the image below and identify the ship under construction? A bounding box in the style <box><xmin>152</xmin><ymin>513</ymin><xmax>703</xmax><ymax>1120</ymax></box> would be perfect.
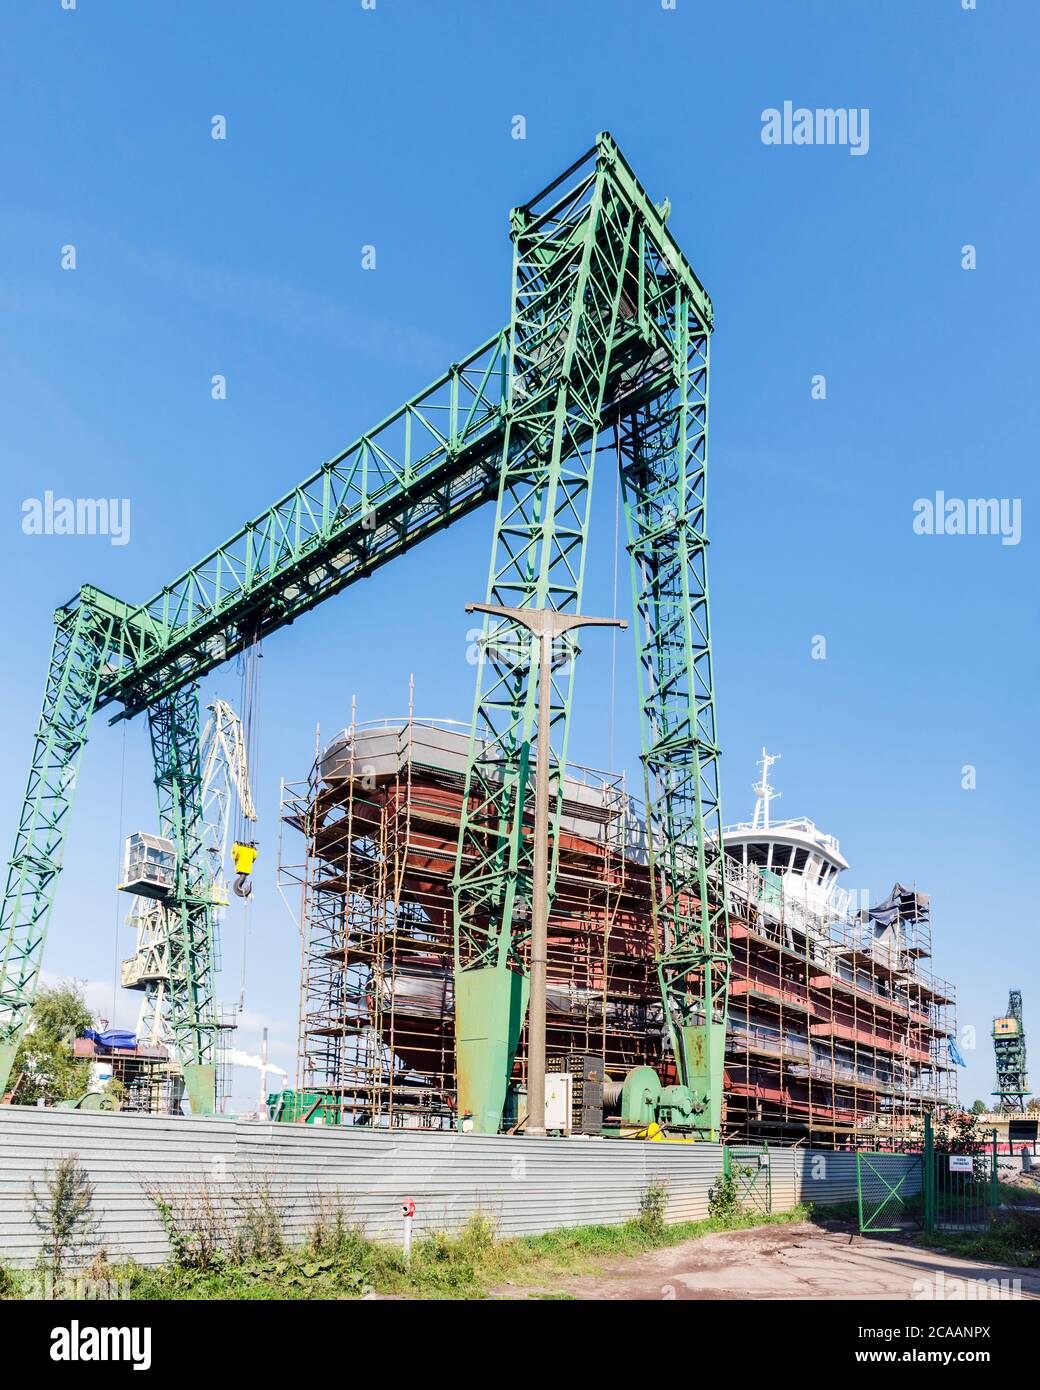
<box><xmin>279</xmin><ymin>713</ymin><xmax>958</xmax><ymax>1149</ymax></box>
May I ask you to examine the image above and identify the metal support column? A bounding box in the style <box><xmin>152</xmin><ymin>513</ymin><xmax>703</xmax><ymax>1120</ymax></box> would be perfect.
<box><xmin>147</xmin><ymin>684</ymin><xmax>219</xmax><ymax>1114</ymax></box>
<box><xmin>453</xmin><ymin>141</ymin><xmax>637</xmax><ymax>1133</ymax></box>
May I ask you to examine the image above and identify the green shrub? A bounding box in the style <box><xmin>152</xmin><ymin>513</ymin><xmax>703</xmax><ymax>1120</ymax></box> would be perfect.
<box><xmin>637</xmin><ymin>1180</ymin><xmax>669</xmax><ymax>1237</ymax></box>
<box><xmin>707</xmin><ymin>1170</ymin><xmax>747</xmax><ymax>1225</ymax></box>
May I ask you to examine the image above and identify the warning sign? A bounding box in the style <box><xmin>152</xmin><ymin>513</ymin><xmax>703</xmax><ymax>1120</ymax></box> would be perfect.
<box><xmin>948</xmin><ymin>1154</ymin><xmax>973</xmax><ymax>1173</ymax></box>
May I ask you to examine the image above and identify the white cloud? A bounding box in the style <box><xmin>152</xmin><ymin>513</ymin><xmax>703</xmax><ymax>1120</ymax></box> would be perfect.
<box><xmin>229</xmin><ymin>1049</ymin><xmax>287</xmax><ymax>1077</ymax></box>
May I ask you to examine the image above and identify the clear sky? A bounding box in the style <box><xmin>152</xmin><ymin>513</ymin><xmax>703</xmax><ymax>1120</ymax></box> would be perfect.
<box><xmin>1</xmin><ymin>1</ymin><xmax>1035</xmax><ymax>1112</ymax></box>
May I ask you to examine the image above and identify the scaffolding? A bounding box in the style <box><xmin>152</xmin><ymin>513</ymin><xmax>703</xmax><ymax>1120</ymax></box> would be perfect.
<box><xmin>280</xmin><ymin>703</ymin><xmax>958</xmax><ymax>1146</ymax></box>
<box><xmin>723</xmin><ymin>863</ymin><xmax>957</xmax><ymax>1148</ymax></box>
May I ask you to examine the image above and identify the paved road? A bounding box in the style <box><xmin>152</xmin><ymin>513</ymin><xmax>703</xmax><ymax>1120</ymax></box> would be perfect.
<box><xmin>495</xmin><ymin>1222</ymin><xmax>1040</xmax><ymax>1301</ymax></box>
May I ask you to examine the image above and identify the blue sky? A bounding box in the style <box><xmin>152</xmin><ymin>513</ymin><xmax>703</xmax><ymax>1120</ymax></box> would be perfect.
<box><xmin>1</xmin><ymin>1</ymin><xmax>1035</xmax><ymax>1111</ymax></box>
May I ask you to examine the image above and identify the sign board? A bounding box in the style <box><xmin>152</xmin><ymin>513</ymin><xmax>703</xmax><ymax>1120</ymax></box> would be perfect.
<box><xmin>948</xmin><ymin>1154</ymin><xmax>973</xmax><ymax>1173</ymax></box>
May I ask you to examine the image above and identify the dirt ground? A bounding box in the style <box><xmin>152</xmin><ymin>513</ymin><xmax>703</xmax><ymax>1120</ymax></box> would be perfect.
<box><xmin>493</xmin><ymin>1222</ymin><xmax>1040</xmax><ymax>1301</ymax></box>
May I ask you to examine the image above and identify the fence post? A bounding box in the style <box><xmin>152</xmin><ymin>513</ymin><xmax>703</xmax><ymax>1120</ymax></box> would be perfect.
<box><xmin>855</xmin><ymin>1151</ymin><xmax>864</xmax><ymax>1233</ymax></box>
<box><xmin>990</xmin><ymin>1128</ymin><xmax>999</xmax><ymax>1220</ymax></box>
<box><xmin>923</xmin><ymin>1110</ymin><xmax>935</xmax><ymax>1235</ymax></box>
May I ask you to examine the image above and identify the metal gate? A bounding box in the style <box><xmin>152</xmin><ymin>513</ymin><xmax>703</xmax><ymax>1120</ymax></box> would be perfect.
<box><xmin>855</xmin><ymin>1118</ymin><xmax>1000</xmax><ymax>1235</ymax></box>
<box><xmin>725</xmin><ymin>1144</ymin><xmax>772</xmax><ymax>1215</ymax></box>
<box><xmin>925</xmin><ymin>1120</ymin><xmax>999</xmax><ymax>1233</ymax></box>
<box><xmin>856</xmin><ymin>1150</ymin><xmax>923</xmax><ymax>1233</ymax></box>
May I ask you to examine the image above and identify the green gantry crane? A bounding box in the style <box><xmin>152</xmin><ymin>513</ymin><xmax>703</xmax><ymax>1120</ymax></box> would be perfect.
<box><xmin>992</xmin><ymin>990</ymin><xmax>1029</xmax><ymax>1114</ymax></box>
<box><xmin>0</xmin><ymin>134</ymin><xmax>731</xmax><ymax>1133</ymax></box>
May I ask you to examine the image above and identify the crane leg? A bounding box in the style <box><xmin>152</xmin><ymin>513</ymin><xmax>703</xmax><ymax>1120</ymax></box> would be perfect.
<box><xmin>453</xmin><ymin>146</ymin><xmax>638</xmax><ymax>1133</ymax></box>
<box><xmin>147</xmin><ymin>684</ymin><xmax>219</xmax><ymax>1115</ymax></box>
<box><xmin>619</xmin><ymin>300</ymin><xmax>731</xmax><ymax>1140</ymax></box>
<box><xmin>0</xmin><ymin>593</ymin><xmax>116</xmax><ymax>1098</ymax></box>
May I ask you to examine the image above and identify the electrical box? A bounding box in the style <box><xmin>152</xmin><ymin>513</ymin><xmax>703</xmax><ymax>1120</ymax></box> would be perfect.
<box><xmin>547</xmin><ymin>1053</ymin><xmax>604</xmax><ymax>1135</ymax></box>
<box><xmin>119</xmin><ymin>832</ymin><xmax>176</xmax><ymax>899</ymax></box>
<box><xmin>544</xmin><ymin>1073</ymin><xmax>572</xmax><ymax>1133</ymax></box>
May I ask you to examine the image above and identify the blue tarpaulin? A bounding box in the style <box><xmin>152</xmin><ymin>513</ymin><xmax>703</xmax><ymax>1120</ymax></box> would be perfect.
<box><xmin>82</xmin><ymin>1028</ymin><xmax>137</xmax><ymax>1050</ymax></box>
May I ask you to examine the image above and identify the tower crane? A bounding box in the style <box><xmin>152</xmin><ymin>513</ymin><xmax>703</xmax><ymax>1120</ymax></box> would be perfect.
<box><xmin>0</xmin><ymin>134</ymin><xmax>731</xmax><ymax>1130</ymax></box>
<box><xmin>992</xmin><ymin>990</ymin><xmax>1029</xmax><ymax>1114</ymax></box>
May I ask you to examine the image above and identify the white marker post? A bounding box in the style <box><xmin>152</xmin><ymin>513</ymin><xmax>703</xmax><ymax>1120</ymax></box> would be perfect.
<box><xmin>402</xmin><ymin>1199</ymin><xmax>415</xmax><ymax>1264</ymax></box>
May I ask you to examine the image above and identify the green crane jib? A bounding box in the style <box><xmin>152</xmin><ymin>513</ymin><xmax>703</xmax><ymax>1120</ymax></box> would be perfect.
<box><xmin>0</xmin><ymin>134</ymin><xmax>731</xmax><ymax>1133</ymax></box>
<box><xmin>992</xmin><ymin>990</ymin><xmax>1029</xmax><ymax>1114</ymax></box>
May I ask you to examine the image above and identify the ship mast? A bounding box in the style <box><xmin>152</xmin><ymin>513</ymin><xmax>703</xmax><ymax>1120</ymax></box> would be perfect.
<box><xmin>752</xmin><ymin>748</ymin><xmax>781</xmax><ymax>830</ymax></box>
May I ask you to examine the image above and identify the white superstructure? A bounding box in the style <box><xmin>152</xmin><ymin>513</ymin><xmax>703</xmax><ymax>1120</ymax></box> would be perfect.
<box><xmin>723</xmin><ymin>748</ymin><xmax>851</xmax><ymax>918</ymax></box>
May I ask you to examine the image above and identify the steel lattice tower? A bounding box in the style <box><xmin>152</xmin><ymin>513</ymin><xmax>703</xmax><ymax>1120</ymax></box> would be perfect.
<box><xmin>993</xmin><ymin>990</ymin><xmax>1029</xmax><ymax>1113</ymax></box>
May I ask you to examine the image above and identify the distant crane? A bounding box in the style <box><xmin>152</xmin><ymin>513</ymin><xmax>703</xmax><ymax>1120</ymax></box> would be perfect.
<box><xmin>992</xmin><ymin>990</ymin><xmax>1029</xmax><ymax>1113</ymax></box>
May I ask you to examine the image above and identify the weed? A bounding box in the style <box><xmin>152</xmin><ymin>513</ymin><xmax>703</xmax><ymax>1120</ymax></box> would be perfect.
<box><xmin>231</xmin><ymin>1171</ymin><xmax>285</xmax><ymax>1261</ymax></box>
<box><xmin>305</xmin><ymin>1188</ymin><xmax>356</xmax><ymax>1257</ymax></box>
<box><xmin>143</xmin><ymin>1176</ymin><xmax>232</xmax><ymax>1271</ymax></box>
<box><xmin>28</xmin><ymin>1153</ymin><xmax>99</xmax><ymax>1295</ymax></box>
<box><xmin>637</xmin><ymin>1179</ymin><xmax>669</xmax><ymax>1238</ymax></box>
<box><xmin>707</xmin><ymin>1168</ymin><xmax>750</xmax><ymax>1226</ymax></box>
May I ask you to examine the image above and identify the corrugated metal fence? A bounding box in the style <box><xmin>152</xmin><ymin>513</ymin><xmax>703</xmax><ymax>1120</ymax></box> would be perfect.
<box><xmin>0</xmin><ymin>1108</ymin><xmax>915</xmax><ymax>1267</ymax></box>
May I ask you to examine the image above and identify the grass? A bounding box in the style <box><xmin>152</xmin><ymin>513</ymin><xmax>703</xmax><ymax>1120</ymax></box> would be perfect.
<box><xmin>915</xmin><ymin>1186</ymin><xmax>1040</xmax><ymax>1271</ymax></box>
<box><xmin>806</xmin><ymin>1176</ymin><xmax>1040</xmax><ymax>1271</ymax></box>
<box><xmin>915</xmin><ymin>1224</ymin><xmax>1040</xmax><ymax>1269</ymax></box>
<box><xmin>7</xmin><ymin>1178</ymin><xmax>1037</xmax><ymax>1300</ymax></box>
<box><xmin>2</xmin><ymin>1203</ymin><xmax>808</xmax><ymax>1302</ymax></box>
<box><xmin>995</xmin><ymin>1179</ymin><xmax>1040</xmax><ymax>1207</ymax></box>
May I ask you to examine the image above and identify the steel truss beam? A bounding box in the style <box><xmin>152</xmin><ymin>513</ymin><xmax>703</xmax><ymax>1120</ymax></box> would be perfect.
<box><xmin>101</xmin><ymin>334</ymin><xmax>513</xmax><ymax>718</ymax></box>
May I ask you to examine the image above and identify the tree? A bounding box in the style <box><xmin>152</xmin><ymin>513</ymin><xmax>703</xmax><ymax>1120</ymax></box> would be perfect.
<box><xmin>29</xmin><ymin>1152</ymin><xmax>99</xmax><ymax>1296</ymax></box>
<box><xmin>932</xmin><ymin>1107</ymin><xmax>984</xmax><ymax>1154</ymax></box>
<box><xmin>970</xmin><ymin>1099</ymin><xmax>988</xmax><ymax>1115</ymax></box>
<box><xmin>10</xmin><ymin>981</ymin><xmax>92</xmax><ymax>1105</ymax></box>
